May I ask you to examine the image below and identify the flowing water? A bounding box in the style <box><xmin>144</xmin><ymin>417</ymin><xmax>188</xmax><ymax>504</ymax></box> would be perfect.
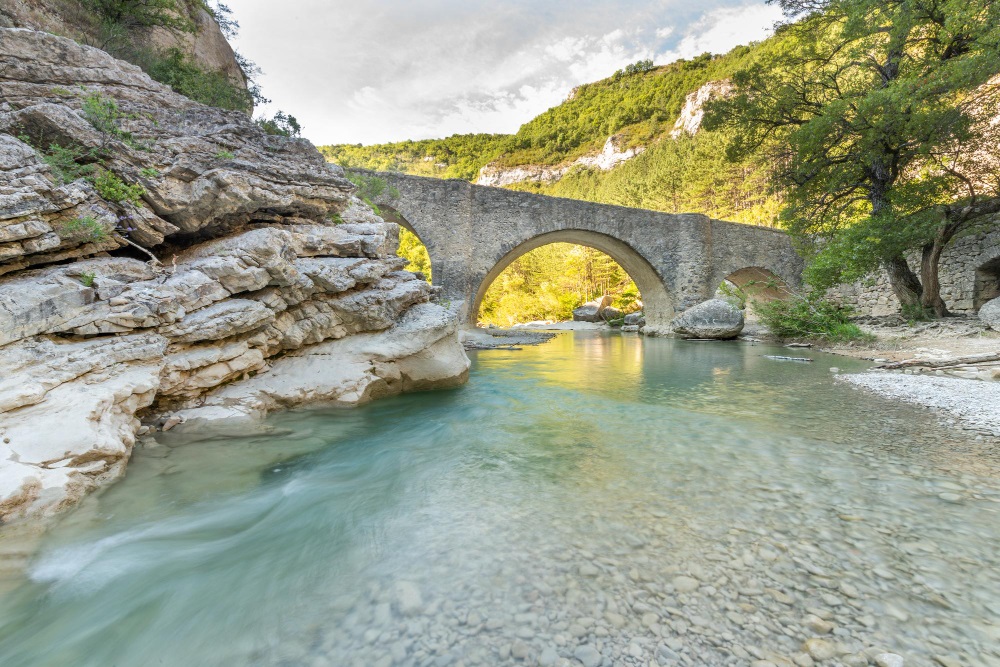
<box><xmin>1</xmin><ymin>333</ymin><xmax>999</xmax><ymax>667</ymax></box>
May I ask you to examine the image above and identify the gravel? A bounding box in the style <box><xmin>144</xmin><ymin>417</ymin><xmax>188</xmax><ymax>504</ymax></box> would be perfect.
<box><xmin>839</xmin><ymin>371</ymin><xmax>1000</xmax><ymax>436</ymax></box>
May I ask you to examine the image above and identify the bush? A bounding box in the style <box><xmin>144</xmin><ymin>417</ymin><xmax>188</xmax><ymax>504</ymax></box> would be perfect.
<box><xmin>344</xmin><ymin>170</ymin><xmax>400</xmax><ymax>216</ymax></box>
<box><xmin>255</xmin><ymin>111</ymin><xmax>302</xmax><ymax>137</ymax></box>
<box><xmin>83</xmin><ymin>0</ymin><xmax>197</xmax><ymax>33</ymax></box>
<box><xmin>82</xmin><ymin>91</ymin><xmax>128</xmax><ymax>138</ymax></box>
<box><xmin>754</xmin><ymin>294</ymin><xmax>873</xmax><ymax>343</ymax></box>
<box><xmin>91</xmin><ymin>169</ymin><xmax>145</xmax><ymax>205</ymax></box>
<box><xmin>43</xmin><ymin>144</ymin><xmax>96</xmax><ymax>183</ymax></box>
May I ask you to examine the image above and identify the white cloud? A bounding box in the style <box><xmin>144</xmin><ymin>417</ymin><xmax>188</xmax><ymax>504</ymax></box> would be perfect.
<box><xmin>671</xmin><ymin>3</ymin><xmax>784</xmax><ymax>59</ymax></box>
<box><xmin>230</xmin><ymin>1</ymin><xmax>782</xmax><ymax>145</ymax></box>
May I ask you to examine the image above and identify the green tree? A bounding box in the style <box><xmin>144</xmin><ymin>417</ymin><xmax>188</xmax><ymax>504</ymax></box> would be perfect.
<box><xmin>707</xmin><ymin>0</ymin><xmax>1000</xmax><ymax>315</ymax></box>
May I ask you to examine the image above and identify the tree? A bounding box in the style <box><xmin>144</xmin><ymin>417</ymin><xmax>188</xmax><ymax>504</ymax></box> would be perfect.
<box><xmin>706</xmin><ymin>0</ymin><xmax>1000</xmax><ymax>315</ymax></box>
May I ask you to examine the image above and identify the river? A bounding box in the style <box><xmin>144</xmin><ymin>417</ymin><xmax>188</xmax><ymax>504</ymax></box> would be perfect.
<box><xmin>0</xmin><ymin>332</ymin><xmax>998</xmax><ymax>667</ymax></box>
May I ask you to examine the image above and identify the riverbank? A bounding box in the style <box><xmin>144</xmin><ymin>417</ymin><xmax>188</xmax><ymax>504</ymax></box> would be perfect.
<box><xmin>821</xmin><ymin>317</ymin><xmax>1000</xmax><ymax>438</ymax></box>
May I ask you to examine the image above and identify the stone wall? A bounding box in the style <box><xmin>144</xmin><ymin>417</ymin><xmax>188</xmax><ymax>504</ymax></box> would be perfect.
<box><xmin>829</xmin><ymin>217</ymin><xmax>1000</xmax><ymax>316</ymax></box>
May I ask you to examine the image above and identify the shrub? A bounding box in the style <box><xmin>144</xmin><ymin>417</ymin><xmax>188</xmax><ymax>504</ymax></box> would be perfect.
<box><xmin>215</xmin><ymin>149</ymin><xmax>235</xmax><ymax>160</ymax></box>
<box><xmin>82</xmin><ymin>91</ymin><xmax>128</xmax><ymax>137</ymax></box>
<box><xmin>753</xmin><ymin>294</ymin><xmax>873</xmax><ymax>343</ymax></box>
<box><xmin>59</xmin><ymin>215</ymin><xmax>109</xmax><ymax>243</ymax></box>
<box><xmin>91</xmin><ymin>169</ymin><xmax>145</xmax><ymax>205</ymax></box>
<box><xmin>255</xmin><ymin>111</ymin><xmax>302</xmax><ymax>138</ymax></box>
<box><xmin>80</xmin><ymin>271</ymin><xmax>97</xmax><ymax>287</ymax></box>
<box><xmin>137</xmin><ymin>48</ymin><xmax>254</xmax><ymax>112</ymax></box>
<box><xmin>139</xmin><ymin>167</ymin><xmax>161</xmax><ymax>178</ymax></box>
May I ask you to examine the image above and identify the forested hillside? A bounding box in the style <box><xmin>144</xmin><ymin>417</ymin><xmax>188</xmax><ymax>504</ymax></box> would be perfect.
<box><xmin>320</xmin><ymin>44</ymin><xmax>786</xmax><ymax>226</ymax></box>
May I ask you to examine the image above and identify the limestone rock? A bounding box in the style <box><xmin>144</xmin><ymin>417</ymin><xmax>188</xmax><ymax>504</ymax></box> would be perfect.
<box><xmin>624</xmin><ymin>312</ymin><xmax>646</xmax><ymax>327</ymax></box>
<box><xmin>671</xmin><ymin>299</ymin><xmax>745</xmax><ymax>339</ymax></box>
<box><xmin>0</xmin><ymin>28</ymin><xmax>354</xmax><ymax>274</ymax></box>
<box><xmin>573</xmin><ymin>295</ymin><xmax>613</xmax><ymax>322</ymax></box>
<box><xmin>980</xmin><ymin>296</ymin><xmax>1000</xmax><ymax>330</ymax></box>
<box><xmin>0</xmin><ymin>334</ymin><xmax>167</xmax><ymax>522</ymax></box>
<box><xmin>0</xmin><ymin>29</ymin><xmax>470</xmax><ymax>523</ymax></box>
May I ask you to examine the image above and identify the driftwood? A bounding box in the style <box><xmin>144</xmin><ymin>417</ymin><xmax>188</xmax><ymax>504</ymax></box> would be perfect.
<box><xmin>784</xmin><ymin>342</ymin><xmax>813</xmax><ymax>348</ymax></box>
<box><xmin>877</xmin><ymin>352</ymin><xmax>1000</xmax><ymax>370</ymax></box>
<box><xmin>764</xmin><ymin>355</ymin><xmax>814</xmax><ymax>362</ymax></box>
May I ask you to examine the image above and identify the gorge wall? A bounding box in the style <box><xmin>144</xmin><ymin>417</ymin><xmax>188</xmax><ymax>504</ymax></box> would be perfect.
<box><xmin>0</xmin><ymin>29</ymin><xmax>469</xmax><ymax>523</ymax></box>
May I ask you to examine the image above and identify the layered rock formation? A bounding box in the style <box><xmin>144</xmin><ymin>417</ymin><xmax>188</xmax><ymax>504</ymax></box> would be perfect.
<box><xmin>0</xmin><ymin>29</ymin><xmax>469</xmax><ymax>522</ymax></box>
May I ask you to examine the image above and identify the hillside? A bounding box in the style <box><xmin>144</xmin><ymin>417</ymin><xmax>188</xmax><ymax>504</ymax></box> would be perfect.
<box><xmin>320</xmin><ymin>40</ymin><xmax>787</xmax><ymax>226</ymax></box>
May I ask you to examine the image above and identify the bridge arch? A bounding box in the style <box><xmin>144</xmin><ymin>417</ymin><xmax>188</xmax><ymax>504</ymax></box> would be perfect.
<box><xmin>366</xmin><ymin>170</ymin><xmax>805</xmax><ymax>332</ymax></box>
<box><xmin>472</xmin><ymin>230</ymin><xmax>674</xmax><ymax>328</ymax></box>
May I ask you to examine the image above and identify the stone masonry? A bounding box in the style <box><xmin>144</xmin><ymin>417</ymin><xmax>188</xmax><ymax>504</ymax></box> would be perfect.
<box><xmin>829</xmin><ymin>218</ymin><xmax>1000</xmax><ymax>316</ymax></box>
<box><xmin>367</xmin><ymin>171</ymin><xmax>804</xmax><ymax>332</ymax></box>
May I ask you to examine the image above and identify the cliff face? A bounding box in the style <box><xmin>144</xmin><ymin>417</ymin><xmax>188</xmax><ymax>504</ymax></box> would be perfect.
<box><xmin>0</xmin><ymin>0</ymin><xmax>244</xmax><ymax>86</ymax></box>
<box><xmin>476</xmin><ymin>135</ymin><xmax>645</xmax><ymax>188</ymax></box>
<box><xmin>0</xmin><ymin>29</ymin><xmax>469</xmax><ymax>523</ymax></box>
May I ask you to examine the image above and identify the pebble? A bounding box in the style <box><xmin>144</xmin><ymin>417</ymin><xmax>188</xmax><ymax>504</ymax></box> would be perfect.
<box><xmin>672</xmin><ymin>576</ymin><xmax>700</xmax><ymax>593</ymax></box>
<box><xmin>573</xmin><ymin>645</ymin><xmax>602</xmax><ymax>667</ymax></box>
<box><xmin>803</xmin><ymin>638</ymin><xmax>837</xmax><ymax>661</ymax></box>
<box><xmin>538</xmin><ymin>647</ymin><xmax>559</xmax><ymax>666</ymax></box>
<box><xmin>874</xmin><ymin>653</ymin><xmax>905</xmax><ymax>667</ymax></box>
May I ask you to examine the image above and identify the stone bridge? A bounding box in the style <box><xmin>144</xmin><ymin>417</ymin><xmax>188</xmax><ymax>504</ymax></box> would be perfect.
<box><xmin>367</xmin><ymin>171</ymin><xmax>804</xmax><ymax>331</ymax></box>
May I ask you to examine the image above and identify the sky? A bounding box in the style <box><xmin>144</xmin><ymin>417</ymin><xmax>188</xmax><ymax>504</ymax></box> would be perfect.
<box><xmin>230</xmin><ymin>0</ymin><xmax>783</xmax><ymax>146</ymax></box>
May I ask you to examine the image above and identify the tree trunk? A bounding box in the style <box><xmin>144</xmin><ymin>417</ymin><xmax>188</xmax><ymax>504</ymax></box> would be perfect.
<box><xmin>884</xmin><ymin>254</ymin><xmax>923</xmax><ymax>309</ymax></box>
<box><xmin>869</xmin><ymin>167</ymin><xmax>924</xmax><ymax>311</ymax></box>
<box><xmin>920</xmin><ymin>241</ymin><xmax>950</xmax><ymax>317</ymax></box>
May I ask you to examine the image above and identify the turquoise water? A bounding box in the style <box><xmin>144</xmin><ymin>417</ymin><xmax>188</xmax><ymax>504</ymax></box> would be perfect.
<box><xmin>1</xmin><ymin>333</ymin><xmax>998</xmax><ymax>667</ymax></box>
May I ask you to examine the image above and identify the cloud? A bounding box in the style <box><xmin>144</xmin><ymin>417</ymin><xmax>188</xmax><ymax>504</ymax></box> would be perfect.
<box><xmin>230</xmin><ymin>1</ymin><xmax>782</xmax><ymax>145</ymax></box>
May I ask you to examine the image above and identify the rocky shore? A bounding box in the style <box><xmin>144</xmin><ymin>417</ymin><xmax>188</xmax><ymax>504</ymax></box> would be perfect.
<box><xmin>0</xmin><ymin>29</ymin><xmax>469</xmax><ymax>523</ymax></box>
<box><xmin>819</xmin><ymin>317</ymin><xmax>1000</xmax><ymax>438</ymax></box>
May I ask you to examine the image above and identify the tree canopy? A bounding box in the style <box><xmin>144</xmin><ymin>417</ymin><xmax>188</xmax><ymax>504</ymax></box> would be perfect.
<box><xmin>706</xmin><ymin>0</ymin><xmax>1000</xmax><ymax>314</ymax></box>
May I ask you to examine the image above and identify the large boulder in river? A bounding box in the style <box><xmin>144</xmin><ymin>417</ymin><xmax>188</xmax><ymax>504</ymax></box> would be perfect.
<box><xmin>671</xmin><ymin>299</ymin><xmax>745</xmax><ymax>339</ymax></box>
<box><xmin>980</xmin><ymin>297</ymin><xmax>1000</xmax><ymax>330</ymax></box>
<box><xmin>573</xmin><ymin>295</ymin><xmax>613</xmax><ymax>322</ymax></box>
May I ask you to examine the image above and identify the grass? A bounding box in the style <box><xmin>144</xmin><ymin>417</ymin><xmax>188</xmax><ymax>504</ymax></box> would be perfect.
<box><xmin>59</xmin><ymin>215</ymin><xmax>109</xmax><ymax>243</ymax></box>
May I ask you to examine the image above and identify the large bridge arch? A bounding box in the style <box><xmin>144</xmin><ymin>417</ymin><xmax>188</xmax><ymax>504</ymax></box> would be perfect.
<box><xmin>364</xmin><ymin>170</ymin><xmax>804</xmax><ymax>332</ymax></box>
<box><xmin>473</xmin><ymin>230</ymin><xmax>675</xmax><ymax>328</ymax></box>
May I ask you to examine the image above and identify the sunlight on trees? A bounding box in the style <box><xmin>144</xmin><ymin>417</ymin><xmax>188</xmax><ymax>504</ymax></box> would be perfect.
<box><xmin>478</xmin><ymin>244</ymin><xmax>640</xmax><ymax>327</ymax></box>
<box><xmin>398</xmin><ymin>228</ymin><xmax>431</xmax><ymax>282</ymax></box>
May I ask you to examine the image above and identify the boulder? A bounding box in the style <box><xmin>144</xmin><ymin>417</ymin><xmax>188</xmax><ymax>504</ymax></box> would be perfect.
<box><xmin>599</xmin><ymin>306</ymin><xmax>623</xmax><ymax>321</ymax></box>
<box><xmin>671</xmin><ymin>299</ymin><xmax>745</xmax><ymax>339</ymax></box>
<box><xmin>980</xmin><ymin>296</ymin><xmax>1000</xmax><ymax>330</ymax></box>
<box><xmin>573</xmin><ymin>295</ymin><xmax>613</xmax><ymax>322</ymax></box>
<box><xmin>624</xmin><ymin>312</ymin><xmax>646</xmax><ymax>327</ymax></box>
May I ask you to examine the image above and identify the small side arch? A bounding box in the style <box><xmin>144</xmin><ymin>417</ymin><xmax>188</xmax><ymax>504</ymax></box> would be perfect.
<box><xmin>472</xmin><ymin>229</ymin><xmax>675</xmax><ymax>330</ymax></box>
<box><xmin>717</xmin><ymin>266</ymin><xmax>793</xmax><ymax>321</ymax></box>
